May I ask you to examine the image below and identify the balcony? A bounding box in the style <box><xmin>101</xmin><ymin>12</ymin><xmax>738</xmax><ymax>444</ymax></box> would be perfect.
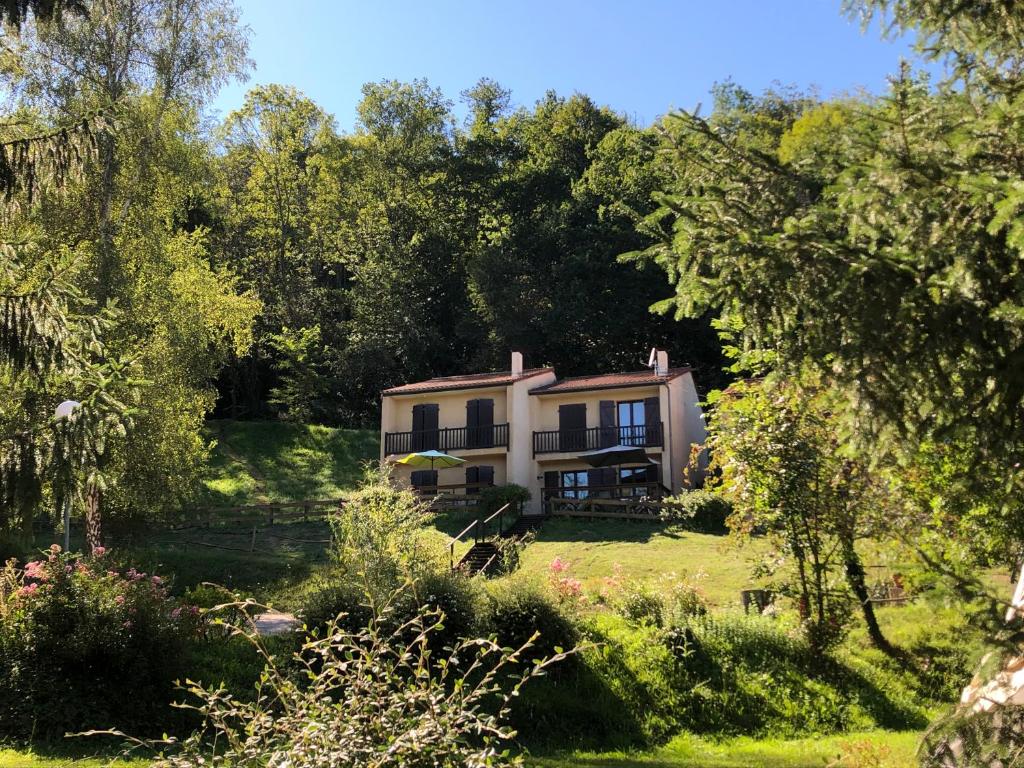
<box><xmin>532</xmin><ymin>423</ymin><xmax>663</xmax><ymax>456</ymax></box>
<box><xmin>384</xmin><ymin>423</ymin><xmax>510</xmax><ymax>456</ymax></box>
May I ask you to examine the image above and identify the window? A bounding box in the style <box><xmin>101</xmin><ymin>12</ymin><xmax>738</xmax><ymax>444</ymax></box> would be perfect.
<box><xmin>619</xmin><ymin>466</ymin><xmax>657</xmax><ymax>497</ymax></box>
<box><xmin>617</xmin><ymin>400</ymin><xmax>645</xmax><ymax>445</ymax></box>
<box><xmin>560</xmin><ymin>470</ymin><xmax>589</xmax><ymax>499</ymax></box>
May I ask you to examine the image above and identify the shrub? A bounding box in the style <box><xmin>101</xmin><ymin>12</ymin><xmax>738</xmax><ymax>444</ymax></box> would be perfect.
<box><xmin>330</xmin><ymin>463</ymin><xmax>443</xmax><ymax>597</ymax></box>
<box><xmin>0</xmin><ymin>547</ymin><xmax>198</xmax><ymax>740</ymax></box>
<box><xmin>616</xmin><ymin>580</ymin><xmax>665</xmax><ymax>627</ymax></box>
<box><xmin>479</xmin><ymin>483</ymin><xmax>531</xmax><ymax>516</ymax></box>
<box><xmin>397</xmin><ymin>569</ymin><xmax>484</xmax><ymax>652</ymax></box>
<box><xmin>667</xmin><ymin>490</ymin><xmax>733</xmax><ymax>534</ymax></box>
<box><xmin>297</xmin><ymin>578</ymin><xmax>373</xmax><ymax>635</ymax></box>
<box><xmin>142</xmin><ymin>595</ymin><xmax>565</xmax><ymax>768</ymax></box>
<box><xmin>484</xmin><ymin>577</ymin><xmax>579</xmax><ymax>661</ymax></box>
<box><xmin>664</xmin><ymin>574</ymin><xmax>709</xmax><ymax>622</ymax></box>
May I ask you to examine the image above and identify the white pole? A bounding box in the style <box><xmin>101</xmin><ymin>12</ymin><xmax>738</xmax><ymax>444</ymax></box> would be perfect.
<box><xmin>62</xmin><ymin>494</ymin><xmax>71</xmax><ymax>552</ymax></box>
<box><xmin>1007</xmin><ymin>562</ymin><xmax>1024</xmax><ymax>624</ymax></box>
<box><xmin>53</xmin><ymin>400</ymin><xmax>80</xmax><ymax>553</ymax></box>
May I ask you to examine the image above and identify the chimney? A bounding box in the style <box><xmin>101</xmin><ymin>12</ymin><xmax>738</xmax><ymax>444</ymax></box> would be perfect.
<box><xmin>655</xmin><ymin>349</ymin><xmax>669</xmax><ymax>377</ymax></box>
<box><xmin>511</xmin><ymin>351</ymin><xmax>524</xmax><ymax>377</ymax></box>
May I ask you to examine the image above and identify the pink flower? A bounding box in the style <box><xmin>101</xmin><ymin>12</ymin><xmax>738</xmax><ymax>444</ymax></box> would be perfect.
<box><xmin>170</xmin><ymin>607</ymin><xmax>182</xmax><ymax>620</ymax></box>
<box><xmin>75</xmin><ymin>561</ymin><xmax>88</xmax><ymax>574</ymax></box>
<box><xmin>49</xmin><ymin>544</ymin><xmax>61</xmax><ymax>554</ymax></box>
<box><xmin>549</xmin><ymin>557</ymin><xmax>569</xmax><ymax>574</ymax></box>
<box><xmin>23</xmin><ymin>560</ymin><xmax>46</xmax><ymax>581</ymax></box>
<box><xmin>126</xmin><ymin>568</ymin><xmax>145</xmax><ymax>581</ymax></box>
<box><xmin>92</xmin><ymin>546</ymin><xmax>106</xmax><ymax>557</ymax></box>
<box><xmin>150</xmin><ymin>575</ymin><xmax>163</xmax><ymax>586</ymax></box>
<box><xmin>18</xmin><ymin>583</ymin><xmax>38</xmax><ymax>597</ymax></box>
<box><xmin>123</xmin><ymin>620</ymin><xmax>133</xmax><ymax>630</ymax></box>
<box><xmin>115</xmin><ymin>595</ymin><xmax>126</xmax><ymax>605</ymax></box>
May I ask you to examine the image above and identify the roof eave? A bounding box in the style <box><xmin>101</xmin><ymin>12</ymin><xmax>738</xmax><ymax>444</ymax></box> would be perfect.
<box><xmin>528</xmin><ymin>370</ymin><xmax>690</xmax><ymax>396</ymax></box>
<box><xmin>382</xmin><ymin>368</ymin><xmax>554</xmax><ymax>398</ymax></box>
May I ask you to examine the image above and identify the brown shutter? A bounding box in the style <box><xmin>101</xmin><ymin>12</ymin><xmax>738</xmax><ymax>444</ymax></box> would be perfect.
<box><xmin>424</xmin><ymin>403</ymin><xmax>439</xmax><ymax>450</ymax></box>
<box><xmin>466</xmin><ymin>399</ymin><xmax>479</xmax><ymax>448</ymax></box>
<box><xmin>466</xmin><ymin>465</ymin><xmax>479</xmax><ymax>493</ymax></box>
<box><xmin>644</xmin><ymin>396</ymin><xmax>661</xmax><ymax>446</ymax></box>
<box><xmin>479</xmin><ymin>465</ymin><xmax>494</xmax><ymax>486</ymax></box>
<box><xmin>411</xmin><ymin>404</ymin><xmax>424</xmax><ymax>451</ymax></box>
<box><xmin>599</xmin><ymin>400</ymin><xmax>616</xmax><ymax>447</ymax></box>
<box><xmin>411</xmin><ymin>470</ymin><xmax>437</xmax><ymax>489</ymax></box>
<box><xmin>558</xmin><ymin>404</ymin><xmax>587</xmax><ymax>451</ymax></box>
<box><xmin>478</xmin><ymin>398</ymin><xmax>494</xmax><ymax>448</ymax></box>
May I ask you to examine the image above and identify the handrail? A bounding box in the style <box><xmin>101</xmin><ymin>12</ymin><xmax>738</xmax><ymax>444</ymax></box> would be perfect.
<box><xmin>449</xmin><ymin>502</ymin><xmax>515</xmax><ymax>569</ymax></box>
<box><xmin>479</xmin><ymin>552</ymin><xmax>498</xmax><ymax>576</ymax></box>
<box><xmin>481</xmin><ymin>502</ymin><xmax>510</xmax><ymax>526</ymax></box>
<box><xmin>449</xmin><ymin>518</ymin><xmax>480</xmax><ymax>570</ymax></box>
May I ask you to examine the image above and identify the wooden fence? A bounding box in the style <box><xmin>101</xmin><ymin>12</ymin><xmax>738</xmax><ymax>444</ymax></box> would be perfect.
<box><xmin>545</xmin><ymin>495</ymin><xmax>686</xmax><ymax>521</ymax></box>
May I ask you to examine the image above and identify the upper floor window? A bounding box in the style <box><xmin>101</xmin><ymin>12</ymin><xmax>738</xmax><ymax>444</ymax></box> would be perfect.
<box><xmin>618</xmin><ymin>400</ymin><xmax>645</xmax><ymax>446</ymax></box>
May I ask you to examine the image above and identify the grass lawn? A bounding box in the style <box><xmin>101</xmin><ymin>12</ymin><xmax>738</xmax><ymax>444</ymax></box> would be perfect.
<box><xmin>528</xmin><ymin>730</ymin><xmax>921</xmax><ymax>768</ymax></box>
<box><xmin>201</xmin><ymin>419</ymin><xmax>379</xmax><ymax>506</ymax></box>
<box><xmin>0</xmin><ymin>750</ymin><xmax>147</xmax><ymax>768</ymax></box>
<box><xmin>0</xmin><ymin>732</ymin><xmax>921</xmax><ymax>768</ymax></box>
<box><xmin>517</xmin><ymin>516</ymin><xmax>770</xmax><ymax>606</ymax></box>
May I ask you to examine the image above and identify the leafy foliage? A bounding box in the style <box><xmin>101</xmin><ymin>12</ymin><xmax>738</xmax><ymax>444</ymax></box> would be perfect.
<box><xmin>139</xmin><ymin>594</ymin><xmax>564</xmax><ymax>768</ymax></box>
<box><xmin>0</xmin><ymin>547</ymin><xmax>198</xmax><ymax>740</ymax></box>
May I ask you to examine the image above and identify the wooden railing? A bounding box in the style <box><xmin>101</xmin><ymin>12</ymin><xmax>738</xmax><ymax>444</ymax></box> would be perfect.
<box><xmin>545</xmin><ymin>494</ymin><xmax>679</xmax><ymax>520</ymax></box>
<box><xmin>413</xmin><ymin>481</ymin><xmax>493</xmax><ymax>511</ymax></box>
<box><xmin>532</xmin><ymin>422</ymin><xmax>663</xmax><ymax>455</ymax></box>
<box><xmin>447</xmin><ymin>502</ymin><xmax>512</xmax><ymax>571</ymax></box>
<box><xmin>384</xmin><ymin>423</ymin><xmax>510</xmax><ymax>455</ymax></box>
<box><xmin>178</xmin><ymin>498</ymin><xmax>344</xmax><ymax>528</ymax></box>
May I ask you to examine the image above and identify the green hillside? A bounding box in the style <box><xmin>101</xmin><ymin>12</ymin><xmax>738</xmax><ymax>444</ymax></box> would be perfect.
<box><xmin>201</xmin><ymin>420</ymin><xmax>380</xmax><ymax>506</ymax></box>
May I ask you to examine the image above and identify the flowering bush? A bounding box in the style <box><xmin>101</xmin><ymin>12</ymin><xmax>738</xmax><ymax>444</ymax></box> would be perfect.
<box><xmin>0</xmin><ymin>547</ymin><xmax>199</xmax><ymax>740</ymax></box>
<box><xmin>547</xmin><ymin>557</ymin><xmax>585</xmax><ymax>607</ymax></box>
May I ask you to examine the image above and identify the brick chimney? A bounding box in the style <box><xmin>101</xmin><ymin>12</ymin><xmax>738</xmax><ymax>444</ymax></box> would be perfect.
<box><xmin>655</xmin><ymin>349</ymin><xmax>669</xmax><ymax>377</ymax></box>
<box><xmin>511</xmin><ymin>351</ymin><xmax>524</xmax><ymax>376</ymax></box>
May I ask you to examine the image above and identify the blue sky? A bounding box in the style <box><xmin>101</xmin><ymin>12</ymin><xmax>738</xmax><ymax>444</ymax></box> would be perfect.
<box><xmin>212</xmin><ymin>1</ymin><xmax>928</xmax><ymax>130</ymax></box>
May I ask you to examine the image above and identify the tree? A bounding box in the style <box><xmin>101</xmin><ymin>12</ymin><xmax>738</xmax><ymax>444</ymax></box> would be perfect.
<box><xmin>712</xmin><ymin>377</ymin><xmax>896</xmax><ymax>654</ymax></box>
<box><xmin>215</xmin><ymin>84</ymin><xmax>343</xmax><ymax>420</ymax></box>
<box><xmin>0</xmin><ymin>0</ymin><xmax>138</xmax><ymax>553</ymax></box>
<box><xmin>1</xmin><ymin>0</ymin><xmax>258</xmax><ymax>538</ymax></box>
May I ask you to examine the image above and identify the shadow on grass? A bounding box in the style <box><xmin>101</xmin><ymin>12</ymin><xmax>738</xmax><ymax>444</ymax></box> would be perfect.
<box><xmin>531</xmin><ymin>518</ymin><xmax>699</xmax><ymax>546</ymax></box>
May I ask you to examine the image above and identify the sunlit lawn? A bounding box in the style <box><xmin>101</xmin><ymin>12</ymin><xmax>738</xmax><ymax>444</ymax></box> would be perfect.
<box><xmin>202</xmin><ymin>419</ymin><xmax>379</xmax><ymax>506</ymax></box>
<box><xmin>528</xmin><ymin>730</ymin><xmax>921</xmax><ymax>768</ymax></box>
<box><xmin>0</xmin><ymin>750</ymin><xmax>147</xmax><ymax>768</ymax></box>
<box><xmin>516</xmin><ymin>516</ymin><xmax>770</xmax><ymax>606</ymax></box>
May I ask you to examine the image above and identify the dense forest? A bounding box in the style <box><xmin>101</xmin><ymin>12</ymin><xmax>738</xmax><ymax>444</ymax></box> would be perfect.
<box><xmin>208</xmin><ymin>78</ymin><xmax>727</xmax><ymax>424</ymax></box>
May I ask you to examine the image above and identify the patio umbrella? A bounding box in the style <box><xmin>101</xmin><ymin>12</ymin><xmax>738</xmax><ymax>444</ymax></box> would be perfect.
<box><xmin>396</xmin><ymin>449</ymin><xmax>466</xmax><ymax>472</ymax></box>
<box><xmin>577</xmin><ymin>444</ymin><xmax>655</xmax><ymax>468</ymax></box>
<box><xmin>578</xmin><ymin>445</ymin><xmax>658</xmax><ymax>498</ymax></box>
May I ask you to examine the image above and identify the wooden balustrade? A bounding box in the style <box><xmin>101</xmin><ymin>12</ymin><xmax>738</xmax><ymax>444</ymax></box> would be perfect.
<box><xmin>384</xmin><ymin>423</ymin><xmax>509</xmax><ymax>455</ymax></box>
<box><xmin>532</xmin><ymin>422</ymin><xmax>663</xmax><ymax>455</ymax></box>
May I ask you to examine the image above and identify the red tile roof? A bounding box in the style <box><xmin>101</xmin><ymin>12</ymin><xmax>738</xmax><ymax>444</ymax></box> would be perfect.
<box><xmin>382</xmin><ymin>368</ymin><xmax>553</xmax><ymax>396</ymax></box>
<box><xmin>528</xmin><ymin>367</ymin><xmax>691</xmax><ymax>395</ymax></box>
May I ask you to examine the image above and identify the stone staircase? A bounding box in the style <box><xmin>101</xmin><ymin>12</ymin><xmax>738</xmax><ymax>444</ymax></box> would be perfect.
<box><xmin>457</xmin><ymin>541</ymin><xmax>500</xmax><ymax>576</ymax></box>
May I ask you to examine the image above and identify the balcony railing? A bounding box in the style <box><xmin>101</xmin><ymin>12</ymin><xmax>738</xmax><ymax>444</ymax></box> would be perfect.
<box><xmin>532</xmin><ymin>423</ymin><xmax>663</xmax><ymax>455</ymax></box>
<box><xmin>384</xmin><ymin>423</ymin><xmax>510</xmax><ymax>456</ymax></box>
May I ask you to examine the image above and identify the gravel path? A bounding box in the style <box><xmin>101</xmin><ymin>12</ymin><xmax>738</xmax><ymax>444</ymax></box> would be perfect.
<box><xmin>254</xmin><ymin>610</ymin><xmax>299</xmax><ymax>635</ymax></box>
